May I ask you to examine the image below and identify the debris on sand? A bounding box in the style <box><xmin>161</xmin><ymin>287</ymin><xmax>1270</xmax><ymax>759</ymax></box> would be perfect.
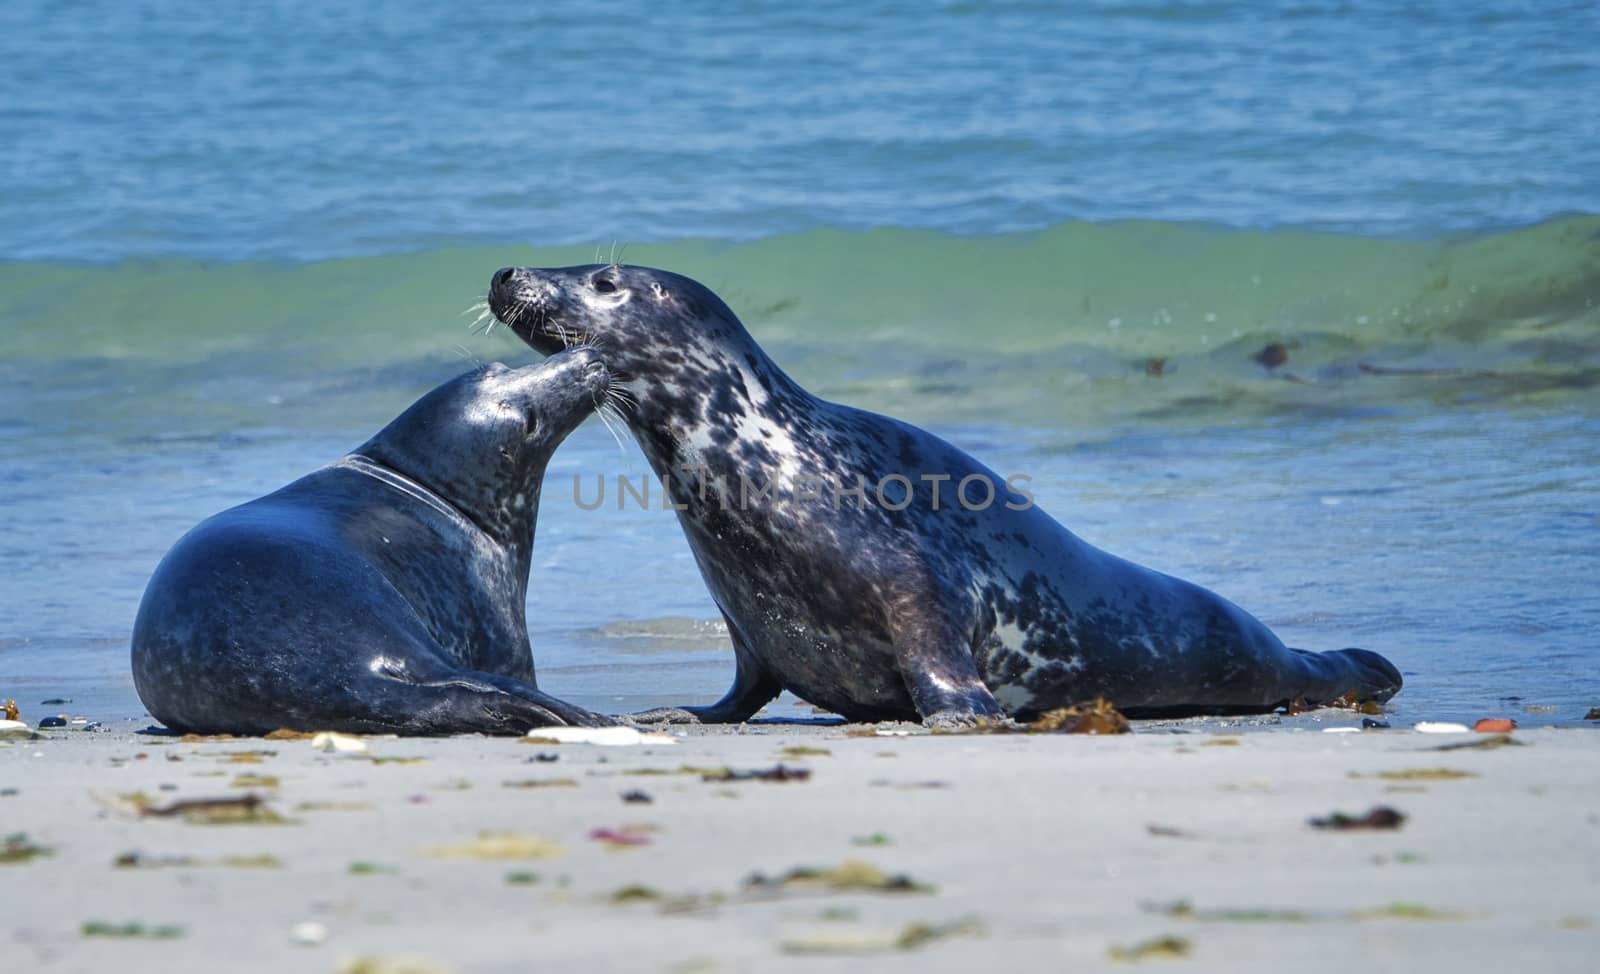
<box><xmin>1473</xmin><ymin>718</ymin><xmax>1517</xmax><ymax>733</ymax></box>
<box><xmin>1430</xmin><ymin>733</ymin><xmax>1522</xmax><ymax>752</ymax></box>
<box><xmin>348</xmin><ymin>861</ymin><xmax>398</xmax><ymax>875</ymax></box>
<box><xmin>780</xmin><ymin>916</ymin><xmax>984</xmax><ymax>954</ymax></box>
<box><xmin>745</xmin><ymin>860</ymin><xmax>934</xmax><ymax>896</ymax></box>
<box><xmin>1146</xmin><ymin>900</ymin><xmax>1311</xmax><ymax>923</ymax></box>
<box><xmin>1</xmin><ymin>833</ymin><xmax>51</xmax><ymax>864</ymax></box>
<box><xmin>81</xmin><ymin>921</ymin><xmax>185</xmax><ymax>940</ymax></box>
<box><xmin>1309</xmin><ymin>806</ymin><xmax>1406</xmax><ymax>831</ymax></box>
<box><xmin>608</xmin><ymin>884</ymin><xmax>664</xmax><ymax>904</ymax></box>
<box><xmin>114</xmin><ymin>851</ymin><xmax>280</xmax><ymax>869</ymax></box>
<box><xmin>1108</xmin><ymin>934</ymin><xmax>1192</xmax><ymax>961</ymax></box>
<box><xmin>780</xmin><ymin>746</ymin><xmax>831</xmax><ymax>758</ymax></box>
<box><xmin>1029</xmin><ymin>699</ymin><xmax>1131</xmax><ymax>735</ymax></box>
<box><xmin>588</xmin><ymin>826</ymin><xmax>656</xmax><ymax>849</ymax></box>
<box><xmin>335</xmin><ymin>955</ymin><xmax>457</xmax><ymax>974</ymax></box>
<box><xmin>263</xmin><ymin>728</ymin><xmax>319</xmax><ymax>740</ymax></box>
<box><xmin>229</xmin><ymin>774</ymin><xmax>280</xmax><ymax>789</ymax></box>
<box><xmin>1355</xmin><ymin>902</ymin><xmax>1466</xmax><ymax>921</ymax></box>
<box><xmin>524</xmin><ymin>727</ymin><xmax>677</xmax><ymax>747</ymax></box>
<box><xmin>1351</xmin><ymin>768</ymin><xmax>1477</xmax><ymax>782</ymax></box>
<box><xmin>424</xmin><ymin>833</ymin><xmax>562</xmax><ymax>861</ymax></box>
<box><xmin>312</xmin><ymin>732</ymin><xmax>370</xmax><ymax>755</ymax></box>
<box><xmin>110</xmin><ymin>792</ymin><xmax>291</xmax><ymax>825</ymax></box>
<box><xmin>700</xmin><ymin>764</ymin><xmax>812</xmax><ymax>783</ymax></box>
<box><xmin>1413</xmin><ymin>722</ymin><xmax>1471</xmax><ymax>734</ymax></box>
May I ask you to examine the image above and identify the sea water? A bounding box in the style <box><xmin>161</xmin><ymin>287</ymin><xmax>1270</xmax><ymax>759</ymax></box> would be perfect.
<box><xmin>1</xmin><ymin>1</ymin><xmax>1596</xmax><ymax>725</ymax></box>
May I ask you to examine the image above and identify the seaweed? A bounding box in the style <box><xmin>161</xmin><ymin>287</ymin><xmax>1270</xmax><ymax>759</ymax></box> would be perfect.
<box><xmin>780</xmin><ymin>746</ymin><xmax>832</xmax><ymax>757</ymax></box>
<box><xmin>426</xmin><ymin>833</ymin><xmax>562</xmax><ymax>860</ymax></box>
<box><xmin>609</xmin><ymin>884</ymin><xmax>663</xmax><ymax>903</ymax></box>
<box><xmin>1308</xmin><ymin>806</ymin><xmax>1406</xmax><ymax>831</ymax></box>
<box><xmin>502</xmin><ymin>778</ymin><xmax>578</xmax><ymax>789</ymax></box>
<box><xmin>1</xmin><ymin>833</ymin><xmax>51</xmax><ymax>864</ymax></box>
<box><xmin>779</xmin><ymin>916</ymin><xmax>983</xmax><ymax>954</ymax></box>
<box><xmin>120</xmin><ymin>792</ymin><xmax>290</xmax><ymax>825</ymax></box>
<box><xmin>348</xmin><ymin>861</ymin><xmax>398</xmax><ymax>875</ymax></box>
<box><xmin>745</xmin><ymin>860</ymin><xmax>934</xmax><ymax>895</ymax></box>
<box><xmin>81</xmin><ymin>921</ymin><xmax>185</xmax><ymax>939</ymax></box>
<box><xmin>1351</xmin><ymin>768</ymin><xmax>1477</xmax><ymax>781</ymax></box>
<box><xmin>1108</xmin><ymin>935</ymin><xmax>1191</xmax><ymax>961</ymax></box>
<box><xmin>1029</xmin><ymin>698</ymin><xmax>1131</xmax><ymax>735</ymax></box>
<box><xmin>228</xmin><ymin>774</ymin><xmax>280</xmax><ymax>788</ymax></box>
<box><xmin>1430</xmin><ymin>733</ymin><xmax>1522</xmax><ymax>751</ymax></box>
<box><xmin>700</xmin><ymin>764</ymin><xmax>811</xmax><ymax>782</ymax></box>
<box><xmin>588</xmin><ymin>826</ymin><xmax>656</xmax><ymax>848</ymax></box>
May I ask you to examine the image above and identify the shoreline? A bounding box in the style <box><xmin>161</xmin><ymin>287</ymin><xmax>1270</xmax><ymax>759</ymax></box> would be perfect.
<box><xmin>4</xmin><ymin>719</ymin><xmax>1596</xmax><ymax>972</ymax></box>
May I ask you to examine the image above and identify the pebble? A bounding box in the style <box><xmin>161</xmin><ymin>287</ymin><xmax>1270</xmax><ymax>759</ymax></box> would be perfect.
<box><xmin>1473</xmin><ymin>718</ymin><xmax>1517</xmax><ymax>733</ymax></box>
<box><xmin>288</xmin><ymin>921</ymin><xmax>328</xmax><ymax>946</ymax></box>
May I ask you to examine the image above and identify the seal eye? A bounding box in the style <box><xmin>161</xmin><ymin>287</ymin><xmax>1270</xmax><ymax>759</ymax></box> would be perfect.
<box><xmin>593</xmin><ymin>277</ymin><xmax>617</xmax><ymax>294</ymax></box>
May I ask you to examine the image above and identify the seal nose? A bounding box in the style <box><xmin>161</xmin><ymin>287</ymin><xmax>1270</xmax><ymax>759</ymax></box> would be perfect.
<box><xmin>492</xmin><ymin>267</ymin><xmax>517</xmax><ymax>289</ymax></box>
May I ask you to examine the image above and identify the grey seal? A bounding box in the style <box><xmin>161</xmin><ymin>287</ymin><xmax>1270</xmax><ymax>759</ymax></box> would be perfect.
<box><xmin>131</xmin><ymin>348</ymin><xmax>614</xmax><ymax>735</ymax></box>
<box><xmin>488</xmin><ymin>265</ymin><xmax>1403</xmax><ymax>726</ymax></box>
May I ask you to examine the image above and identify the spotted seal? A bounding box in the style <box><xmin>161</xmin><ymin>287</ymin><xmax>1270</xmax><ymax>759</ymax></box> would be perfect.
<box><xmin>131</xmin><ymin>349</ymin><xmax>614</xmax><ymax>735</ymax></box>
<box><xmin>487</xmin><ymin>265</ymin><xmax>1403</xmax><ymax>725</ymax></box>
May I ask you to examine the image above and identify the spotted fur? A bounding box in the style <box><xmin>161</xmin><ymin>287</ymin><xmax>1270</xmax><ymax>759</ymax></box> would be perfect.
<box><xmin>489</xmin><ymin>265</ymin><xmax>1403</xmax><ymax>725</ymax></box>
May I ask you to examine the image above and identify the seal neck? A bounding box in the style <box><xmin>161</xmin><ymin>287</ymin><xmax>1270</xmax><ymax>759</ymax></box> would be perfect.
<box><xmin>629</xmin><ymin>351</ymin><xmax>820</xmax><ymax>491</ymax></box>
<box><xmin>340</xmin><ymin>452</ymin><xmax>542</xmax><ymax>572</ymax></box>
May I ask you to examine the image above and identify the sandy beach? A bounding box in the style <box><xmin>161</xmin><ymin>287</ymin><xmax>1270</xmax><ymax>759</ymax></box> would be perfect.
<box><xmin>3</xmin><ymin>716</ymin><xmax>1596</xmax><ymax>973</ymax></box>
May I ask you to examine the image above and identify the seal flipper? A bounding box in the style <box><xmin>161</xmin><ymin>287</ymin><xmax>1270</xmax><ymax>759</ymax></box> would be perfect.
<box><xmin>629</xmin><ymin>612</ymin><xmax>781</xmax><ymax>724</ymax></box>
<box><xmin>887</xmin><ymin>579</ymin><xmax>1005</xmax><ymax>728</ymax></box>
<box><xmin>368</xmin><ymin>657</ymin><xmax>614</xmax><ymax>731</ymax></box>
<box><xmin>1289</xmin><ymin>646</ymin><xmax>1404</xmax><ymax>704</ymax></box>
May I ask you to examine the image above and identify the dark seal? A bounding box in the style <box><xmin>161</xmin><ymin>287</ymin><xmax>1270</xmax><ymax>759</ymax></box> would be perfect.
<box><xmin>131</xmin><ymin>349</ymin><xmax>614</xmax><ymax>735</ymax></box>
<box><xmin>488</xmin><ymin>265</ymin><xmax>1403</xmax><ymax>726</ymax></box>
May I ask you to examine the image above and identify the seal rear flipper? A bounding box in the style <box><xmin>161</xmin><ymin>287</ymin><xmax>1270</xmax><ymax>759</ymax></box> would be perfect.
<box><xmin>629</xmin><ymin>615</ymin><xmax>781</xmax><ymax>724</ymax></box>
<box><xmin>1289</xmin><ymin>646</ymin><xmax>1404</xmax><ymax>704</ymax></box>
<box><xmin>370</xmin><ymin>660</ymin><xmax>614</xmax><ymax>730</ymax></box>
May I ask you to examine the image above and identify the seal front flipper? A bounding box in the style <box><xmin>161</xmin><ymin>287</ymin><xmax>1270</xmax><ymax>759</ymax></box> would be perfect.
<box><xmin>630</xmin><ymin>616</ymin><xmax>781</xmax><ymax>724</ymax></box>
<box><xmin>888</xmin><ymin>585</ymin><xmax>1005</xmax><ymax>728</ymax></box>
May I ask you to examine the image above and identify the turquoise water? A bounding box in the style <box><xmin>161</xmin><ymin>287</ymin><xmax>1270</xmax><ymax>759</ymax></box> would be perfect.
<box><xmin>1</xmin><ymin>1</ymin><xmax>1597</xmax><ymax>725</ymax></box>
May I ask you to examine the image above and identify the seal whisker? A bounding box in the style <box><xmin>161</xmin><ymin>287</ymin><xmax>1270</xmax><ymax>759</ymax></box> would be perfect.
<box><xmin>594</xmin><ymin>400</ymin><xmax>628</xmax><ymax>453</ymax></box>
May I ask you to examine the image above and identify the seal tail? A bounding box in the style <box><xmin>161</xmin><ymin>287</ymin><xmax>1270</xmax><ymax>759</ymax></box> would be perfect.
<box><xmin>1291</xmin><ymin>646</ymin><xmax>1404</xmax><ymax>704</ymax></box>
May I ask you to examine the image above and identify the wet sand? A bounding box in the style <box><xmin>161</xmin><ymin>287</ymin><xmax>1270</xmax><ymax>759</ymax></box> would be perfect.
<box><xmin>3</xmin><ymin>718</ymin><xmax>1596</xmax><ymax>972</ymax></box>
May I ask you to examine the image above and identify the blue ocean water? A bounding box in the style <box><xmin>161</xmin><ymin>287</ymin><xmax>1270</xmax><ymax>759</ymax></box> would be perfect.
<box><xmin>1</xmin><ymin>1</ymin><xmax>1596</xmax><ymax>726</ymax></box>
